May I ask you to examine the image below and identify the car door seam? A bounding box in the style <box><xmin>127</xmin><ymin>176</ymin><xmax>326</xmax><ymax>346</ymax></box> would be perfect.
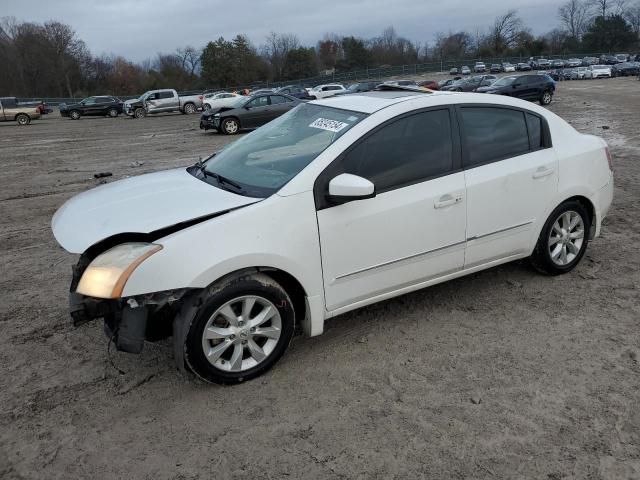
<box><xmin>467</xmin><ymin>220</ymin><xmax>534</xmax><ymax>241</ymax></box>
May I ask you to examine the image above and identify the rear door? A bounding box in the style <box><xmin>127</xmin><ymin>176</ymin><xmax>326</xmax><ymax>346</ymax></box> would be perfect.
<box><xmin>316</xmin><ymin>108</ymin><xmax>466</xmax><ymax>311</ymax></box>
<box><xmin>458</xmin><ymin>106</ymin><xmax>558</xmax><ymax>268</ymax></box>
<box><xmin>268</xmin><ymin>95</ymin><xmax>296</xmax><ymax>119</ymax></box>
<box><xmin>158</xmin><ymin>90</ymin><xmax>178</xmax><ymax>111</ymax></box>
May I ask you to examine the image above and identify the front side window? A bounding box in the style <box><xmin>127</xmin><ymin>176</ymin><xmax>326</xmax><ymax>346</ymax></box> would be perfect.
<box><xmin>82</xmin><ymin>97</ymin><xmax>96</xmax><ymax>105</ymax></box>
<box><xmin>461</xmin><ymin>107</ymin><xmax>530</xmax><ymax>167</ymax></box>
<box><xmin>200</xmin><ymin>103</ymin><xmax>367</xmax><ymax>197</ymax></box>
<box><xmin>336</xmin><ymin>109</ymin><xmax>453</xmax><ymax>193</ymax></box>
<box><xmin>247</xmin><ymin>96</ymin><xmax>269</xmax><ymax>108</ymax></box>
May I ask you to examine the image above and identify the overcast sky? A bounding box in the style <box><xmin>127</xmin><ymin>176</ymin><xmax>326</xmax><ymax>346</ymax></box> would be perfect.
<box><xmin>4</xmin><ymin>0</ymin><xmax>558</xmax><ymax>61</ymax></box>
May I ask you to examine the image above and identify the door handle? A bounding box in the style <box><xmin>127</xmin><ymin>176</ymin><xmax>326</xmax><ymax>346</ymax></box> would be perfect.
<box><xmin>532</xmin><ymin>167</ymin><xmax>554</xmax><ymax>179</ymax></box>
<box><xmin>434</xmin><ymin>195</ymin><xmax>463</xmax><ymax>209</ymax></box>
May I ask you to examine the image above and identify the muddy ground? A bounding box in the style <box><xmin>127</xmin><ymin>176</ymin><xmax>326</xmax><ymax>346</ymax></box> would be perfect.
<box><xmin>1</xmin><ymin>78</ymin><xmax>639</xmax><ymax>480</ymax></box>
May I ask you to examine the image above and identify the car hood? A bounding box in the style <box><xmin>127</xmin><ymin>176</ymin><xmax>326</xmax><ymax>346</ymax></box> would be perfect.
<box><xmin>52</xmin><ymin>167</ymin><xmax>261</xmax><ymax>253</ymax></box>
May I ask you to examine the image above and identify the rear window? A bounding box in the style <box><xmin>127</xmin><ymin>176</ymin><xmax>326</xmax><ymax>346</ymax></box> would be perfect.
<box><xmin>461</xmin><ymin>107</ymin><xmax>530</xmax><ymax>167</ymax></box>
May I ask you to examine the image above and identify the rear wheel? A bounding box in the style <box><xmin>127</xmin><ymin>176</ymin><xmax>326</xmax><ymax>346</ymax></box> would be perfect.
<box><xmin>107</xmin><ymin>108</ymin><xmax>119</xmax><ymax>117</ymax></box>
<box><xmin>70</xmin><ymin>110</ymin><xmax>81</xmax><ymax>120</ymax></box>
<box><xmin>540</xmin><ymin>90</ymin><xmax>553</xmax><ymax>105</ymax></box>
<box><xmin>531</xmin><ymin>201</ymin><xmax>590</xmax><ymax>275</ymax></box>
<box><xmin>16</xmin><ymin>113</ymin><xmax>30</xmax><ymax>125</ymax></box>
<box><xmin>184</xmin><ymin>273</ymin><xmax>295</xmax><ymax>384</ymax></box>
<box><xmin>221</xmin><ymin>117</ymin><xmax>240</xmax><ymax>135</ymax></box>
<box><xmin>183</xmin><ymin>103</ymin><xmax>196</xmax><ymax>114</ymax></box>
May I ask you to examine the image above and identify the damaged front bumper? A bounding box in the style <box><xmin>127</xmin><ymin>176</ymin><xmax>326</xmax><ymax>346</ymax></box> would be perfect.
<box><xmin>69</xmin><ymin>287</ymin><xmax>194</xmax><ymax>354</ymax></box>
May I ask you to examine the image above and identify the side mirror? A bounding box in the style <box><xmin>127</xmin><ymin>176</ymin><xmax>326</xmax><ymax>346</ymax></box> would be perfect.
<box><xmin>327</xmin><ymin>173</ymin><xmax>375</xmax><ymax>204</ymax></box>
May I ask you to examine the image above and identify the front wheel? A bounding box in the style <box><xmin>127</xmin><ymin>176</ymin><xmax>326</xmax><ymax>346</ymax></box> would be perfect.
<box><xmin>70</xmin><ymin>110</ymin><xmax>81</xmax><ymax>120</ymax></box>
<box><xmin>16</xmin><ymin>113</ymin><xmax>30</xmax><ymax>125</ymax></box>
<box><xmin>184</xmin><ymin>273</ymin><xmax>295</xmax><ymax>384</ymax></box>
<box><xmin>133</xmin><ymin>108</ymin><xmax>145</xmax><ymax>119</ymax></box>
<box><xmin>540</xmin><ymin>90</ymin><xmax>553</xmax><ymax>105</ymax></box>
<box><xmin>203</xmin><ymin>103</ymin><xmax>211</xmax><ymax>111</ymax></box>
<box><xmin>221</xmin><ymin>117</ymin><xmax>240</xmax><ymax>135</ymax></box>
<box><xmin>530</xmin><ymin>201</ymin><xmax>590</xmax><ymax>275</ymax></box>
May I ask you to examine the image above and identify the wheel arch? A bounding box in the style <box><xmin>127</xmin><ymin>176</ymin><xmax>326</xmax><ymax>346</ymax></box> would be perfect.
<box><xmin>562</xmin><ymin>195</ymin><xmax>596</xmax><ymax>238</ymax></box>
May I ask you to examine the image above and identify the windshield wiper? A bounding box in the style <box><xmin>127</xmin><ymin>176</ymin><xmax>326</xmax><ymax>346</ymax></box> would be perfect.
<box><xmin>198</xmin><ymin>164</ymin><xmax>243</xmax><ymax>191</ymax></box>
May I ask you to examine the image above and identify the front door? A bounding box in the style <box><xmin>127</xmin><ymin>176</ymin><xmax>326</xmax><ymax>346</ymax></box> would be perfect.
<box><xmin>316</xmin><ymin>108</ymin><xmax>466</xmax><ymax>311</ymax></box>
<box><xmin>242</xmin><ymin>96</ymin><xmax>271</xmax><ymax>128</ymax></box>
<box><xmin>457</xmin><ymin>106</ymin><xmax>558</xmax><ymax>268</ymax></box>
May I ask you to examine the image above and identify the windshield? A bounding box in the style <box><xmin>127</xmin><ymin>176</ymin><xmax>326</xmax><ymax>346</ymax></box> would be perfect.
<box><xmin>492</xmin><ymin>76</ymin><xmax>517</xmax><ymax>87</ymax></box>
<box><xmin>201</xmin><ymin>103</ymin><xmax>367</xmax><ymax>197</ymax></box>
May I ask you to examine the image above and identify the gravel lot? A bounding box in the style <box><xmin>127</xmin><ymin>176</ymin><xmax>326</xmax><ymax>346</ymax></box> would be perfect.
<box><xmin>1</xmin><ymin>78</ymin><xmax>639</xmax><ymax>480</ymax></box>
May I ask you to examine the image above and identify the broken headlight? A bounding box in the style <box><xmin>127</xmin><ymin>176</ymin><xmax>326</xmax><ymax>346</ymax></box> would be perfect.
<box><xmin>76</xmin><ymin>243</ymin><xmax>162</xmax><ymax>299</ymax></box>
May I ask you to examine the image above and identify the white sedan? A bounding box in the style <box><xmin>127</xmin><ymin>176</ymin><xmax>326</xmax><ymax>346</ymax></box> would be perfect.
<box><xmin>309</xmin><ymin>84</ymin><xmax>346</xmax><ymax>99</ymax></box>
<box><xmin>585</xmin><ymin>65</ymin><xmax>612</xmax><ymax>79</ymax></box>
<box><xmin>52</xmin><ymin>90</ymin><xmax>614</xmax><ymax>384</ymax></box>
<box><xmin>203</xmin><ymin>92</ymin><xmax>243</xmax><ymax>110</ymax></box>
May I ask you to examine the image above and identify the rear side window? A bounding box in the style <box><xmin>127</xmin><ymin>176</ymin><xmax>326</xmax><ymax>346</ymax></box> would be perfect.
<box><xmin>159</xmin><ymin>91</ymin><xmax>174</xmax><ymax>99</ymax></box>
<box><xmin>460</xmin><ymin>107</ymin><xmax>530</xmax><ymax>167</ymax></box>
<box><xmin>526</xmin><ymin>113</ymin><xmax>543</xmax><ymax>150</ymax></box>
<box><xmin>269</xmin><ymin>95</ymin><xmax>289</xmax><ymax>104</ymax></box>
<box><xmin>338</xmin><ymin>109</ymin><xmax>453</xmax><ymax>192</ymax></box>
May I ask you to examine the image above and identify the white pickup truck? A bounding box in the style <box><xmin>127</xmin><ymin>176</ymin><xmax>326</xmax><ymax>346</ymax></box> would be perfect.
<box><xmin>123</xmin><ymin>89</ymin><xmax>203</xmax><ymax>118</ymax></box>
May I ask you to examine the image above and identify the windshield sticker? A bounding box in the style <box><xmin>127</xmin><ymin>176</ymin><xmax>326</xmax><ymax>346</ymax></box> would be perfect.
<box><xmin>309</xmin><ymin>118</ymin><xmax>349</xmax><ymax>132</ymax></box>
<box><xmin>347</xmin><ymin>116</ymin><xmax>358</xmax><ymax>122</ymax></box>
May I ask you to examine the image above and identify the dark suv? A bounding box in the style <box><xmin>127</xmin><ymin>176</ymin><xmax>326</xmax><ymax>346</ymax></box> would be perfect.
<box><xmin>440</xmin><ymin>75</ymin><xmax>496</xmax><ymax>92</ymax></box>
<box><xmin>476</xmin><ymin>74</ymin><xmax>555</xmax><ymax>105</ymax></box>
<box><xmin>274</xmin><ymin>85</ymin><xmax>313</xmax><ymax>100</ymax></box>
<box><xmin>59</xmin><ymin>96</ymin><xmax>123</xmax><ymax>120</ymax></box>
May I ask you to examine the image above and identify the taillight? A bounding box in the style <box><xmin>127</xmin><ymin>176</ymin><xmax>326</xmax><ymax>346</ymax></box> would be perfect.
<box><xmin>199</xmin><ymin>95</ymin><xmax>203</xmax><ymax>100</ymax></box>
<box><xmin>605</xmin><ymin>146</ymin><xmax>613</xmax><ymax>172</ymax></box>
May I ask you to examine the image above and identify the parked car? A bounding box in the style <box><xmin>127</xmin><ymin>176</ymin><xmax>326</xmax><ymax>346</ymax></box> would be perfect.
<box><xmin>335</xmin><ymin>81</ymin><xmax>380</xmax><ymax>95</ymax></box>
<box><xmin>614</xmin><ymin>53</ymin><xmax>629</xmax><ymax>63</ymax></box>
<box><xmin>502</xmin><ymin>63</ymin><xmax>516</xmax><ymax>72</ymax></box>
<box><xmin>535</xmin><ymin>59</ymin><xmax>551</xmax><ymax>69</ymax></box>
<box><xmin>417</xmin><ymin>80</ymin><xmax>440</xmax><ymax>90</ymax></box>
<box><xmin>476</xmin><ymin>74</ymin><xmax>556</xmax><ymax>105</ymax></box>
<box><xmin>540</xmin><ymin>70</ymin><xmax>560</xmax><ymax>81</ymax></box>
<box><xmin>460</xmin><ymin>66</ymin><xmax>471</xmax><ymax>75</ymax></box>
<box><xmin>59</xmin><ymin>96</ymin><xmax>123</xmax><ymax>120</ymax></box>
<box><xmin>474</xmin><ymin>62</ymin><xmax>487</xmax><ymax>73</ymax></box>
<box><xmin>585</xmin><ymin>65</ymin><xmax>612</xmax><ymax>79</ymax></box>
<box><xmin>0</xmin><ymin>97</ymin><xmax>41</xmax><ymax>125</ymax></box>
<box><xmin>123</xmin><ymin>89</ymin><xmax>203</xmax><ymax>118</ymax></box>
<box><xmin>275</xmin><ymin>85</ymin><xmax>314</xmax><ymax>100</ymax></box>
<box><xmin>440</xmin><ymin>75</ymin><xmax>496</xmax><ymax>92</ymax></box>
<box><xmin>551</xmin><ymin>59</ymin><xmax>566</xmax><ymax>68</ymax></box>
<box><xmin>582</xmin><ymin>57</ymin><xmax>599</xmax><ymax>66</ymax></box>
<box><xmin>19</xmin><ymin>100</ymin><xmax>52</xmax><ymax>114</ymax></box>
<box><xmin>199</xmin><ymin>93</ymin><xmax>300</xmax><ymax>134</ymax></box>
<box><xmin>449</xmin><ymin>67</ymin><xmax>459</xmax><ymax>75</ymax></box>
<box><xmin>599</xmin><ymin>54</ymin><xmax>618</xmax><ymax>65</ymax></box>
<box><xmin>566</xmin><ymin>58</ymin><xmax>582</xmax><ymax>68</ymax></box>
<box><xmin>611</xmin><ymin>62</ymin><xmax>640</xmax><ymax>77</ymax></box>
<box><xmin>309</xmin><ymin>84</ymin><xmax>346</xmax><ymax>99</ymax></box>
<box><xmin>51</xmin><ymin>90</ymin><xmax>614</xmax><ymax>384</ymax></box>
<box><xmin>202</xmin><ymin>92</ymin><xmax>243</xmax><ymax>111</ymax></box>
<box><xmin>517</xmin><ymin>63</ymin><xmax>532</xmax><ymax>71</ymax></box>
<box><xmin>438</xmin><ymin>78</ymin><xmax>460</xmax><ymax>88</ymax></box>
<box><xmin>384</xmin><ymin>80</ymin><xmax>417</xmax><ymax>86</ymax></box>
<box><xmin>249</xmin><ymin>88</ymin><xmax>275</xmax><ymax>95</ymax></box>
<box><xmin>490</xmin><ymin>64</ymin><xmax>502</xmax><ymax>73</ymax></box>
<box><xmin>570</xmin><ymin>67</ymin><xmax>589</xmax><ymax>79</ymax></box>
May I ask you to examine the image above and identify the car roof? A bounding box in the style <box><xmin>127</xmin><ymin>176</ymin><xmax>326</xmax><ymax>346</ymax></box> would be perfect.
<box><xmin>310</xmin><ymin>90</ymin><xmax>460</xmax><ymax>114</ymax></box>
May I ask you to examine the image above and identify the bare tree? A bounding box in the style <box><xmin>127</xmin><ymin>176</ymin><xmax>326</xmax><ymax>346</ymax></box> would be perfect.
<box><xmin>559</xmin><ymin>0</ymin><xmax>591</xmax><ymax>38</ymax></box>
<box><xmin>176</xmin><ymin>46</ymin><xmax>201</xmax><ymax>76</ymax></box>
<box><xmin>625</xmin><ymin>1</ymin><xmax>640</xmax><ymax>34</ymax></box>
<box><xmin>488</xmin><ymin>10</ymin><xmax>524</xmax><ymax>54</ymax></box>
<box><xmin>590</xmin><ymin>0</ymin><xmax>627</xmax><ymax>17</ymax></box>
<box><xmin>262</xmin><ymin>32</ymin><xmax>299</xmax><ymax>79</ymax></box>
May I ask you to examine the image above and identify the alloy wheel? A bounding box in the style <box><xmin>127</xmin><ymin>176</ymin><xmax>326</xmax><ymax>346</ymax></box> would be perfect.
<box><xmin>201</xmin><ymin>295</ymin><xmax>282</xmax><ymax>372</ymax></box>
<box><xmin>548</xmin><ymin>210</ymin><xmax>585</xmax><ymax>266</ymax></box>
<box><xmin>224</xmin><ymin>119</ymin><xmax>238</xmax><ymax>134</ymax></box>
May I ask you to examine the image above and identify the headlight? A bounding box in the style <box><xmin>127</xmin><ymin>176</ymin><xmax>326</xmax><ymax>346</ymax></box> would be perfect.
<box><xmin>76</xmin><ymin>243</ymin><xmax>162</xmax><ymax>299</ymax></box>
<box><xmin>213</xmin><ymin>113</ymin><xmax>220</xmax><ymax>117</ymax></box>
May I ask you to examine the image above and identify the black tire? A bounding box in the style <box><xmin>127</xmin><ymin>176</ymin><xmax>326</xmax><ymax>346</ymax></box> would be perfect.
<box><xmin>540</xmin><ymin>90</ymin><xmax>553</xmax><ymax>105</ymax></box>
<box><xmin>184</xmin><ymin>273</ymin><xmax>295</xmax><ymax>384</ymax></box>
<box><xmin>16</xmin><ymin>113</ymin><xmax>30</xmax><ymax>126</ymax></box>
<box><xmin>183</xmin><ymin>103</ymin><xmax>196</xmax><ymax>114</ymax></box>
<box><xmin>134</xmin><ymin>107</ymin><xmax>145</xmax><ymax>119</ymax></box>
<box><xmin>530</xmin><ymin>200</ymin><xmax>591</xmax><ymax>275</ymax></box>
<box><xmin>107</xmin><ymin>108</ymin><xmax>119</xmax><ymax>117</ymax></box>
<box><xmin>70</xmin><ymin>110</ymin><xmax>81</xmax><ymax>120</ymax></box>
<box><xmin>221</xmin><ymin>117</ymin><xmax>240</xmax><ymax>135</ymax></box>
<box><xmin>203</xmin><ymin>103</ymin><xmax>211</xmax><ymax>111</ymax></box>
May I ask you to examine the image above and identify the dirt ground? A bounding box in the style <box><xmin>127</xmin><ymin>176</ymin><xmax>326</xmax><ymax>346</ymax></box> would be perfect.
<box><xmin>1</xmin><ymin>78</ymin><xmax>639</xmax><ymax>480</ymax></box>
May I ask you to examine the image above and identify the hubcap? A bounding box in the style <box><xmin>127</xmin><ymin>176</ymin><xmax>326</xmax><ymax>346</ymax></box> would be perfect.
<box><xmin>548</xmin><ymin>210</ymin><xmax>584</xmax><ymax>266</ymax></box>
<box><xmin>225</xmin><ymin>120</ymin><xmax>238</xmax><ymax>133</ymax></box>
<box><xmin>201</xmin><ymin>295</ymin><xmax>282</xmax><ymax>372</ymax></box>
